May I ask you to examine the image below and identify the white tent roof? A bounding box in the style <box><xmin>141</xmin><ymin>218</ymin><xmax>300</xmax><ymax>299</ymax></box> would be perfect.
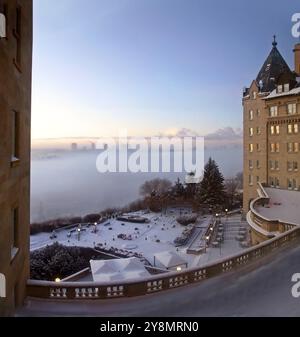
<box><xmin>154</xmin><ymin>251</ymin><xmax>187</xmax><ymax>269</ymax></box>
<box><xmin>90</xmin><ymin>257</ymin><xmax>150</xmax><ymax>282</ymax></box>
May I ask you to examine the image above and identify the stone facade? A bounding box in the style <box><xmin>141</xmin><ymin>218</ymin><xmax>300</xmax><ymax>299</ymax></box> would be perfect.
<box><xmin>0</xmin><ymin>0</ymin><xmax>32</xmax><ymax>316</ymax></box>
<box><xmin>243</xmin><ymin>41</ymin><xmax>300</xmax><ymax>212</ymax></box>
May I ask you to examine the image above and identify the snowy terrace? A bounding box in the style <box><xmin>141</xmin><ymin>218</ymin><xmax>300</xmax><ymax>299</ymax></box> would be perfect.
<box><xmin>30</xmin><ymin>208</ymin><xmax>250</xmax><ymax>280</ymax></box>
<box><xmin>255</xmin><ymin>187</ymin><xmax>300</xmax><ymax>226</ymax></box>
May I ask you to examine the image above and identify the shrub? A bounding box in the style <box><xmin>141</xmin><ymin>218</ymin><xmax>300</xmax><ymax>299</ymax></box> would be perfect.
<box><xmin>176</xmin><ymin>214</ymin><xmax>198</xmax><ymax>226</ymax></box>
<box><xmin>30</xmin><ymin>243</ymin><xmax>110</xmax><ymax>281</ymax></box>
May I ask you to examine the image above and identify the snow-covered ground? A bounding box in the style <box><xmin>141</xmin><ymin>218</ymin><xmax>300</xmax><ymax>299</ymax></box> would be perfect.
<box><xmin>30</xmin><ymin>209</ymin><xmax>249</xmax><ymax>270</ymax></box>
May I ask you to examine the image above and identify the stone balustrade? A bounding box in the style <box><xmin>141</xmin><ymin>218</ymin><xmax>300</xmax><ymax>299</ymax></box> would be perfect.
<box><xmin>27</xmin><ymin>224</ymin><xmax>300</xmax><ymax>300</ymax></box>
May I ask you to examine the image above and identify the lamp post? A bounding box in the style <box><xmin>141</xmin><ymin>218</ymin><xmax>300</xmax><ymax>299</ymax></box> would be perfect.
<box><xmin>77</xmin><ymin>226</ymin><xmax>81</xmax><ymax>241</ymax></box>
<box><xmin>205</xmin><ymin>235</ymin><xmax>210</xmax><ymax>253</ymax></box>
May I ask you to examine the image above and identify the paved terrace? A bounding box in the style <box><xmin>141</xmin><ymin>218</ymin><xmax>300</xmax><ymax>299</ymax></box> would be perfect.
<box><xmin>256</xmin><ymin>188</ymin><xmax>300</xmax><ymax>225</ymax></box>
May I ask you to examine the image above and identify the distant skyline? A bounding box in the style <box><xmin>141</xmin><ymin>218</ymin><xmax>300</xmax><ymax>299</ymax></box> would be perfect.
<box><xmin>32</xmin><ymin>0</ymin><xmax>300</xmax><ymax>139</ymax></box>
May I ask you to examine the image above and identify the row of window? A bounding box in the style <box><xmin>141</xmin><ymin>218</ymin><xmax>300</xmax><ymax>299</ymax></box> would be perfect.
<box><xmin>249</xmin><ymin>127</ymin><xmax>261</xmax><ymax>136</ymax></box>
<box><xmin>249</xmin><ymin>142</ymin><xmax>300</xmax><ymax>153</ymax></box>
<box><xmin>248</xmin><ymin>175</ymin><xmax>260</xmax><ymax>186</ymax></box>
<box><xmin>248</xmin><ymin>160</ymin><xmax>299</xmax><ymax>171</ymax></box>
<box><xmin>249</xmin><ymin>124</ymin><xmax>299</xmax><ymax>137</ymax></box>
<box><xmin>248</xmin><ymin>103</ymin><xmax>298</xmax><ymax>120</ymax></box>
<box><xmin>248</xmin><ymin>176</ymin><xmax>300</xmax><ymax>190</ymax></box>
<box><xmin>249</xmin><ymin>84</ymin><xmax>290</xmax><ymax>101</ymax></box>
<box><xmin>269</xmin><ymin>177</ymin><xmax>299</xmax><ymax>190</ymax></box>
<box><xmin>249</xmin><ymin>143</ymin><xmax>262</xmax><ymax>152</ymax></box>
<box><xmin>249</xmin><ymin>109</ymin><xmax>260</xmax><ymax>120</ymax></box>
<box><xmin>270</xmin><ymin>104</ymin><xmax>298</xmax><ymax>117</ymax></box>
<box><xmin>269</xmin><ymin>160</ymin><xmax>298</xmax><ymax>171</ymax></box>
<box><xmin>269</xmin><ymin>123</ymin><xmax>299</xmax><ymax>135</ymax></box>
<box><xmin>270</xmin><ymin>143</ymin><xmax>299</xmax><ymax>153</ymax></box>
<box><xmin>249</xmin><ymin>160</ymin><xmax>260</xmax><ymax>170</ymax></box>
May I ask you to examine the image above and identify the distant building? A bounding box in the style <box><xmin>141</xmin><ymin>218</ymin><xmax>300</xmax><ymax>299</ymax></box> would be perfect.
<box><xmin>71</xmin><ymin>142</ymin><xmax>78</xmax><ymax>151</ymax></box>
<box><xmin>243</xmin><ymin>37</ymin><xmax>300</xmax><ymax>243</ymax></box>
<box><xmin>0</xmin><ymin>0</ymin><xmax>33</xmax><ymax>316</ymax></box>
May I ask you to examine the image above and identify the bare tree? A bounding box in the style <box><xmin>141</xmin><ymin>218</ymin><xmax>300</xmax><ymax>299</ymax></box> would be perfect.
<box><xmin>225</xmin><ymin>178</ymin><xmax>239</xmax><ymax>207</ymax></box>
<box><xmin>139</xmin><ymin>178</ymin><xmax>172</xmax><ymax>197</ymax></box>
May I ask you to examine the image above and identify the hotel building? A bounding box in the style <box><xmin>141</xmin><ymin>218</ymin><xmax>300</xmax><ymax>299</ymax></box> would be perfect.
<box><xmin>0</xmin><ymin>0</ymin><xmax>32</xmax><ymax>316</ymax></box>
<box><xmin>243</xmin><ymin>38</ymin><xmax>300</xmax><ymax>243</ymax></box>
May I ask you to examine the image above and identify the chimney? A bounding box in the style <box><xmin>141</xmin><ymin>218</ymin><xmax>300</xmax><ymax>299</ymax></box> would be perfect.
<box><xmin>294</xmin><ymin>43</ymin><xmax>300</xmax><ymax>75</ymax></box>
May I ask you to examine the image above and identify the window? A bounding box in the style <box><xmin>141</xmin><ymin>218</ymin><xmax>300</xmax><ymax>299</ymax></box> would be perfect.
<box><xmin>13</xmin><ymin>6</ymin><xmax>22</xmax><ymax>69</ymax></box>
<box><xmin>257</xmin><ymin>127</ymin><xmax>261</xmax><ymax>135</ymax></box>
<box><xmin>256</xmin><ymin>143</ymin><xmax>261</xmax><ymax>152</ymax></box>
<box><xmin>249</xmin><ymin>128</ymin><xmax>254</xmax><ymax>137</ymax></box>
<box><xmin>294</xmin><ymin>124</ymin><xmax>299</xmax><ymax>134</ymax></box>
<box><xmin>287</xmin><ymin>143</ymin><xmax>293</xmax><ymax>153</ymax></box>
<box><xmin>288</xmin><ymin>103</ymin><xmax>297</xmax><ymax>115</ymax></box>
<box><xmin>270</xmin><ymin>106</ymin><xmax>278</xmax><ymax>117</ymax></box>
<box><xmin>275</xmin><ymin>177</ymin><xmax>280</xmax><ymax>188</ymax></box>
<box><xmin>288</xmin><ymin>124</ymin><xmax>293</xmax><ymax>134</ymax></box>
<box><xmin>249</xmin><ymin>110</ymin><xmax>254</xmax><ymax>120</ymax></box>
<box><xmin>11</xmin><ymin>207</ymin><xmax>19</xmax><ymax>259</ymax></box>
<box><xmin>270</xmin><ymin>126</ymin><xmax>275</xmax><ymax>135</ymax></box>
<box><xmin>256</xmin><ymin>176</ymin><xmax>260</xmax><ymax>182</ymax></box>
<box><xmin>256</xmin><ymin>160</ymin><xmax>260</xmax><ymax>169</ymax></box>
<box><xmin>284</xmin><ymin>83</ymin><xmax>290</xmax><ymax>92</ymax></box>
<box><xmin>295</xmin><ymin>143</ymin><xmax>299</xmax><ymax>153</ymax></box>
<box><xmin>276</xmin><ymin>143</ymin><xmax>280</xmax><ymax>152</ymax></box>
<box><xmin>11</xmin><ymin>110</ymin><xmax>19</xmax><ymax>161</ymax></box>
<box><xmin>249</xmin><ymin>160</ymin><xmax>253</xmax><ymax>169</ymax></box>
<box><xmin>249</xmin><ymin>144</ymin><xmax>254</xmax><ymax>153</ymax></box>
<box><xmin>253</xmin><ymin>91</ymin><xmax>257</xmax><ymax>99</ymax></box>
<box><xmin>275</xmin><ymin>161</ymin><xmax>279</xmax><ymax>171</ymax></box>
<box><xmin>288</xmin><ymin>178</ymin><xmax>293</xmax><ymax>190</ymax></box>
<box><xmin>271</xmin><ymin>143</ymin><xmax>276</xmax><ymax>152</ymax></box>
<box><xmin>277</xmin><ymin>85</ymin><xmax>283</xmax><ymax>93</ymax></box>
<box><xmin>294</xmin><ymin>161</ymin><xmax>298</xmax><ymax>171</ymax></box>
<box><xmin>276</xmin><ymin>125</ymin><xmax>280</xmax><ymax>134</ymax></box>
<box><xmin>257</xmin><ymin>109</ymin><xmax>261</xmax><ymax>117</ymax></box>
<box><xmin>270</xmin><ymin>160</ymin><xmax>274</xmax><ymax>170</ymax></box>
<box><xmin>293</xmin><ymin>179</ymin><xmax>298</xmax><ymax>190</ymax></box>
<box><xmin>249</xmin><ymin>175</ymin><xmax>253</xmax><ymax>186</ymax></box>
<box><xmin>287</xmin><ymin>161</ymin><xmax>293</xmax><ymax>171</ymax></box>
<box><xmin>270</xmin><ymin>177</ymin><xmax>274</xmax><ymax>187</ymax></box>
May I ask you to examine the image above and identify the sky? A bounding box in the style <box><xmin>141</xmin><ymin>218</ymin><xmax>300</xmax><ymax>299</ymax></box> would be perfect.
<box><xmin>32</xmin><ymin>0</ymin><xmax>300</xmax><ymax>139</ymax></box>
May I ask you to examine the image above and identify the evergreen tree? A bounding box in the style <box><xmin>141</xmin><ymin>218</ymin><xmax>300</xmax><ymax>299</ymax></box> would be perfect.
<box><xmin>197</xmin><ymin>158</ymin><xmax>226</xmax><ymax>206</ymax></box>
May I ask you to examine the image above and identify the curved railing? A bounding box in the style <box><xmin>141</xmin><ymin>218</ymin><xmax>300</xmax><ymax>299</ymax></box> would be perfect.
<box><xmin>27</xmin><ymin>225</ymin><xmax>300</xmax><ymax>300</ymax></box>
<box><xmin>248</xmin><ymin>183</ymin><xmax>297</xmax><ymax>236</ymax></box>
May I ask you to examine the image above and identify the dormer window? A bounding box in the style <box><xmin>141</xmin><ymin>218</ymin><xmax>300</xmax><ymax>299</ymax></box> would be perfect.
<box><xmin>277</xmin><ymin>85</ymin><xmax>283</xmax><ymax>93</ymax></box>
<box><xmin>284</xmin><ymin>83</ymin><xmax>290</xmax><ymax>92</ymax></box>
<box><xmin>252</xmin><ymin>91</ymin><xmax>257</xmax><ymax>99</ymax></box>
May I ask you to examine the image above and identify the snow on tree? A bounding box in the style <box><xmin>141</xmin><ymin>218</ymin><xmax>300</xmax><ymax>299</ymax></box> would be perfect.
<box><xmin>197</xmin><ymin>158</ymin><xmax>226</xmax><ymax>207</ymax></box>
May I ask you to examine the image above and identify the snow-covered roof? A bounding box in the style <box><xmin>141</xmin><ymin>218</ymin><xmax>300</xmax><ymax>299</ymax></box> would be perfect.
<box><xmin>185</xmin><ymin>174</ymin><xmax>201</xmax><ymax>184</ymax></box>
<box><xmin>154</xmin><ymin>251</ymin><xmax>187</xmax><ymax>269</ymax></box>
<box><xmin>263</xmin><ymin>86</ymin><xmax>300</xmax><ymax>100</ymax></box>
<box><xmin>90</xmin><ymin>257</ymin><xmax>150</xmax><ymax>282</ymax></box>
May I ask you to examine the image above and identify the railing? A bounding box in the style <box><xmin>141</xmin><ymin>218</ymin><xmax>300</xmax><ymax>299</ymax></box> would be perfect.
<box><xmin>249</xmin><ymin>183</ymin><xmax>298</xmax><ymax>235</ymax></box>
<box><xmin>27</xmin><ymin>225</ymin><xmax>300</xmax><ymax>300</ymax></box>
